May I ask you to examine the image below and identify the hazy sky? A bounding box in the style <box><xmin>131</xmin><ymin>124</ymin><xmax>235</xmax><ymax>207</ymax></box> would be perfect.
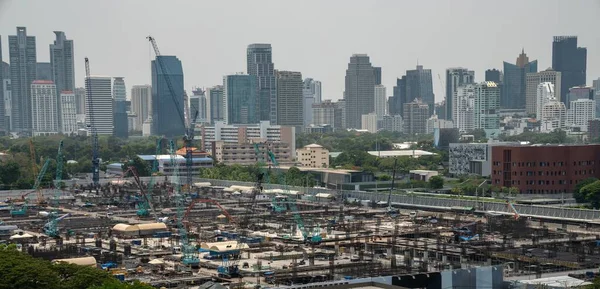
<box><xmin>1</xmin><ymin>0</ymin><xmax>598</xmax><ymax>102</ymax></box>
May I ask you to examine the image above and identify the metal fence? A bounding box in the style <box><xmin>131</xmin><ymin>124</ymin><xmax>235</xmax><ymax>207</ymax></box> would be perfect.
<box><xmin>192</xmin><ymin>178</ymin><xmax>600</xmax><ymax>221</ymax></box>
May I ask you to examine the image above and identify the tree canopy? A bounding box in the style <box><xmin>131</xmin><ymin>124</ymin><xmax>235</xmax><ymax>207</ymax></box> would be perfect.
<box><xmin>0</xmin><ymin>247</ymin><xmax>153</xmax><ymax>289</ymax></box>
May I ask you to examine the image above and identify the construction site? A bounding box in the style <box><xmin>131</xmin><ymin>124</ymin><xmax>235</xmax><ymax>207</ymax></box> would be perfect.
<box><xmin>2</xmin><ymin>36</ymin><xmax>600</xmax><ymax>289</ymax></box>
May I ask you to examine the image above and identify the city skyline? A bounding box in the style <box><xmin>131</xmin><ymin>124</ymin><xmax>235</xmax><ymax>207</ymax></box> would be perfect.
<box><xmin>0</xmin><ymin>0</ymin><xmax>597</xmax><ymax>103</ymax></box>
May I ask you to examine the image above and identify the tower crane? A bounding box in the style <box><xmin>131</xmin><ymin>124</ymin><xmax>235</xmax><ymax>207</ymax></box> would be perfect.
<box><xmin>169</xmin><ymin>139</ymin><xmax>199</xmax><ymax>266</ymax></box>
<box><xmin>28</xmin><ymin>139</ymin><xmax>45</xmax><ymax>205</ymax></box>
<box><xmin>147</xmin><ymin>36</ymin><xmax>199</xmax><ymax>194</ymax></box>
<box><xmin>84</xmin><ymin>57</ymin><xmax>100</xmax><ymax>188</ymax></box>
<box><xmin>11</xmin><ymin>159</ymin><xmax>51</xmax><ymax>217</ymax></box>
<box><xmin>52</xmin><ymin>140</ymin><xmax>64</xmax><ymax>208</ymax></box>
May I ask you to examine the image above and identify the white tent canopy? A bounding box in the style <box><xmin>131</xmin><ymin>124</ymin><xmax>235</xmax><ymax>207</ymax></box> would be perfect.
<box><xmin>10</xmin><ymin>233</ymin><xmax>34</xmax><ymax>239</ymax></box>
<box><xmin>148</xmin><ymin>259</ymin><xmax>164</xmax><ymax>265</ymax></box>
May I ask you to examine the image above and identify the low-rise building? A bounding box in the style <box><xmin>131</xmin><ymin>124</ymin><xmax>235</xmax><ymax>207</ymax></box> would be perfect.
<box><xmin>212</xmin><ymin>141</ymin><xmax>293</xmax><ymax>166</ymax></box>
<box><xmin>296</xmin><ymin>144</ymin><xmax>329</xmax><ymax>168</ymax></box>
<box><xmin>409</xmin><ymin>170</ymin><xmax>439</xmax><ymax>181</ymax></box>
<box><xmin>137</xmin><ymin>154</ymin><xmax>213</xmax><ymax>175</ymax></box>
<box><xmin>449</xmin><ymin>142</ymin><xmax>518</xmax><ymax>176</ymax></box>
<box><xmin>197</xmin><ymin>121</ymin><xmax>295</xmax><ymax>157</ymax></box>
<box><xmin>491</xmin><ymin>144</ymin><xmax>600</xmax><ymax>194</ymax></box>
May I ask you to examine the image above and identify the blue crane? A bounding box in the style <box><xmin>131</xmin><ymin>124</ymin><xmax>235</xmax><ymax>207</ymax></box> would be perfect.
<box><xmin>84</xmin><ymin>58</ymin><xmax>100</xmax><ymax>188</ymax></box>
<box><xmin>169</xmin><ymin>140</ymin><xmax>199</xmax><ymax>266</ymax></box>
<box><xmin>11</xmin><ymin>159</ymin><xmax>51</xmax><ymax>217</ymax></box>
<box><xmin>147</xmin><ymin>36</ymin><xmax>199</xmax><ymax>194</ymax></box>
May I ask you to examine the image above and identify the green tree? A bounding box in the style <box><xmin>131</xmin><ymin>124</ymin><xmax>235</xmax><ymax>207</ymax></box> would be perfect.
<box><xmin>52</xmin><ymin>263</ymin><xmax>112</xmax><ymax>289</ymax></box>
<box><xmin>428</xmin><ymin>175</ymin><xmax>444</xmax><ymax>189</ymax></box>
<box><xmin>123</xmin><ymin>156</ymin><xmax>151</xmax><ymax>177</ymax></box>
<box><xmin>581</xmin><ymin>180</ymin><xmax>600</xmax><ymax>209</ymax></box>
<box><xmin>573</xmin><ymin>177</ymin><xmax>598</xmax><ymax>203</ymax></box>
<box><xmin>89</xmin><ymin>279</ymin><xmax>154</xmax><ymax>289</ymax></box>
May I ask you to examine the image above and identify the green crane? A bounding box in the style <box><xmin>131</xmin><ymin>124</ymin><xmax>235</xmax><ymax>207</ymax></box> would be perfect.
<box><xmin>169</xmin><ymin>140</ymin><xmax>199</xmax><ymax>266</ymax></box>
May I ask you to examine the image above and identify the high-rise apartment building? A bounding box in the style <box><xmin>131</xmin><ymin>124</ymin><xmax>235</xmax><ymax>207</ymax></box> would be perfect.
<box><xmin>381</xmin><ymin>115</ymin><xmax>403</xmax><ymax>132</ymax></box>
<box><xmin>0</xmin><ymin>37</ymin><xmax>4</xmax><ymax>134</ymax></box>
<box><xmin>403</xmin><ymin>98</ymin><xmax>429</xmax><ymax>134</ymax></box>
<box><xmin>374</xmin><ymin>84</ymin><xmax>387</xmax><ymax>120</ymax></box>
<box><xmin>206</xmin><ymin>85</ymin><xmax>224</xmax><ymax>124</ymax></box>
<box><xmin>9</xmin><ymin>27</ymin><xmax>37</xmax><ymax>134</ymax></box>
<box><xmin>276</xmin><ymin>71</ymin><xmax>303</xmax><ymax>126</ymax></box>
<box><xmin>406</xmin><ymin>65</ymin><xmax>435</xmax><ymax>112</ymax></box>
<box><xmin>552</xmin><ymin>36</ymin><xmax>587</xmax><ymax>103</ymax></box>
<box><xmin>223</xmin><ymin>74</ymin><xmax>257</xmax><ymax>125</ymax></box>
<box><xmin>502</xmin><ymin>49</ymin><xmax>537</xmax><ymax>109</ymax></box>
<box><xmin>75</xmin><ymin>87</ymin><xmax>86</xmax><ymax>115</ymax></box>
<box><xmin>113</xmin><ymin>100</ymin><xmax>129</xmax><ymax>138</ymax></box>
<box><xmin>535</xmin><ymin>82</ymin><xmax>556</xmax><ymax>120</ymax></box>
<box><xmin>453</xmin><ymin>84</ymin><xmax>476</xmax><ymax>133</ymax></box>
<box><xmin>567</xmin><ymin>99</ymin><xmax>595</xmax><ymax>131</ymax></box>
<box><xmin>302</xmin><ymin>78</ymin><xmax>322</xmax><ymax>126</ymax></box>
<box><xmin>60</xmin><ymin>91</ymin><xmax>77</xmax><ymax>134</ymax></box>
<box><xmin>151</xmin><ymin>56</ymin><xmax>184</xmax><ymax>137</ymax></box>
<box><xmin>312</xmin><ymin>100</ymin><xmax>336</xmax><ymax>127</ymax></box>
<box><xmin>247</xmin><ymin>44</ymin><xmax>276</xmax><ymax>123</ymax></box>
<box><xmin>334</xmin><ymin>100</ymin><xmax>346</xmax><ymax>129</ymax></box>
<box><xmin>344</xmin><ymin>54</ymin><xmax>375</xmax><ymax>129</ymax></box>
<box><xmin>485</xmin><ymin>69</ymin><xmax>502</xmax><ymax>83</ymax></box>
<box><xmin>446</xmin><ymin>67</ymin><xmax>475</xmax><ymax>121</ymax></box>
<box><xmin>525</xmin><ymin>69</ymin><xmax>561</xmax><ymax>115</ymax></box>
<box><xmin>85</xmin><ymin>76</ymin><xmax>114</xmax><ymax>135</ymax></box>
<box><xmin>31</xmin><ymin>80</ymin><xmax>59</xmax><ymax>136</ymax></box>
<box><xmin>50</xmin><ymin>31</ymin><xmax>75</xmax><ymax>130</ymax></box>
<box><xmin>474</xmin><ymin>81</ymin><xmax>501</xmax><ymax>134</ymax></box>
<box><xmin>131</xmin><ymin>85</ymin><xmax>151</xmax><ymax>131</ymax></box>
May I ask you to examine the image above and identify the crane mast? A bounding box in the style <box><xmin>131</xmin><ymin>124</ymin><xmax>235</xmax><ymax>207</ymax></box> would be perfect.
<box><xmin>147</xmin><ymin>36</ymin><xmax>198</xmax><ymax>193</ymax></box>
<box><xmin>84</xmin><ymin>57</ymin><xmax>100</xmax><ymax>188</ymax></box>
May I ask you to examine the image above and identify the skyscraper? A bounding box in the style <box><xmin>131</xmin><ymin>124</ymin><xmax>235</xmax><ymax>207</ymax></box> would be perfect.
<box><xmin>0</xmin><ymin>36</ymin><xmax>5</xmax><ymax>134</ymax></box>
<box><xmin>223</xmin><ymin>74</ymin><xmax>257</xmax><ymax>125</ymax></box>
<box><xmin>303</xmin><ymin>78</ymin><xmax>317</xmax><ymax>126</ymax></box>
<box><xmin>502</xmin><ymin>49</ymin><xmax>538</xmax><ymax>109</ymax></box>
<box><xmin>535</xmin><ymin>82</ymin><xmax>556</xmax><ymax>120</ymax></box>
<box><xmin>247</xmin><ymin>44</ymin><xmax>276</xmax><ymax>123</ymax></box>
<box><xmin>388</xmin><ymin>76</ymin><xmax>407</xmax><ymax>116</ymax></box>
<box><xmin>446</xmin><ymin>67</ymin><xmax>475</xmax><ymax>121</ymax></box>
<box><xmin>525</xmin><ymin>69</ymin><xmax>561</xmax><ymax>115</ymax></box>
<box><xmin>453</xmin><ymin>84</ymin><xmax>476</xmax><ymax>133</ymax></box>
<box><xmin>151</xmin><ymin>55</ymin><xmax>185</xmax><ymax>137</ymax></box>
<box><xmin>112</xmin><ymin>77</ymin><xmax>126</xmax><ymax>101</ymax></box>
<box><xmin>206</xmin><ymin>85</ymin><xmax>224</xmax><ymax>124</ymax></box>
<box><xmin>276</xmin><ymin>71</ymin><xmax>303</xmax><ymax>126</ymax></box>
<box><xmin>406</xmin><ymin>65</ymin><xmax>435</xmax><ymax>113</ymax></box>
<box><xmin>75</xmin><ymin>87</ymin><xmax>86</xmax><ymax>115</ymax></box>
<box><xmin>474</xmin><ymin>81</ymin><xmax>501</xmax><ymax>135</ymax></box>
<box><xmin>50</xmin><ymin>31</ymin><xmax>75</xmax><ymax>130</ymax></box>
<box><xmin>36</xmin><ymin>63</ymin><xmax>52</xmax><ymax>81</ymax></box>
<box><xmin>374</xmin><ymin>84</ymin><xmax>387</xmax><ymax>120</ymax></box>
<box><xmin>190</xmin><ymin>87</ymin><xmax>206</xmax><ymax>123</ymax></box>
<box><xmin>344</xmin><ymin>54</ymin><xmax>375</xmax><ymax>129</ymax></box>
<box><xmin>403</xmin><ymin>99</ymin><xmax>429</xmax><ymax>134</ymax></box>
<box><xmin>552</xmin><ymin>36</ymin><xmax>587</xmax><ymax>103</ymax></box>
<box><xmin>85</xmin><ymin>76</ymin><xmax>113</xmax><ymax>135</ymax></box>
<box><xmin>130</xmin><ymin>85</ymin><xmax>152</xmax><ymax>131</ymax></box>
<box><xmin>373</xmin><ymin>67</ymin><xmax>382</xmax><ymax>85</ymax></box>
<box><xmin>9</xmin><ymin>27</ymin><xmax>37</xmax><ymax>134</ymax></box>
<box><xmin>312</xmin><ymin>100</ymin><xmax>336</xmax><ymax>127</ymax></box>
<box><xmin>31</xmin><ymin>80</ymin><xmax>59</xmax><ymax>136</ymax></box>
<box><xmin>485</xmin><ymin>69</ymin><xmax>502</xmax><ymax>83</ymax></box>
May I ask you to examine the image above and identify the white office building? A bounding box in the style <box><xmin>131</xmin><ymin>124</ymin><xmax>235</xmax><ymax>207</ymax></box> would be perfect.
<box><xmin>567</xmin><ymin>99</ymin><xmax>595</xmax><ymax>132</ymax></box>
<box><xmin>197</xmin><ymin>120</ymin><xmax>296</xmax><ymax>156</ymax></box>
<box><xmin>131</xmin><ymin>85</ymin><xmax>152</xmax><ymax>131</ymax></box>
<box><xmin>453</xmin><ymin>84</ymin><xmax>476</xmax><ymax>133</ymax></box>
<box><xmin>60</xmin><ymin>91</ymin><xmax>77</xmax><ymax>134</ymax></box>
<box><xmin>536</xmin><ymin>82</ymin><xmax>555</xmax><ymax>120</ymax></box>
<box><xmin>540</xmin><ymin>100</ymin><xmax>566</xmax><ymax>133</ymax></box>
<box><xmin>361</xmin><ymin>113</ymin><xmax>378</xmax><ymax>133</ymax></box>
<box><xmin>374</xmin><ymin>84</ymin><xmax>387</xmax><ymax>120</ymax></box>
<box><xmin>85</xmin><ymin>76</ymin><xmax>113</xmax><ymax>135</ymax></box>
<box><xmin>31</xmin><ymin>80</ymin><xmax>59</xmax><ymax>136</ymax></box>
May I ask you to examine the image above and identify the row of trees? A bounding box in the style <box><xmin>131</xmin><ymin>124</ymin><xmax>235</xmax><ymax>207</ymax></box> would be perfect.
<box><xmin>0</xmin><ymin>246</ymin><xmax>152</xmax><ymax>289</ymax></box>
<box><xmin>198</xmin><ymin>164</ymin><xmax>319</xmax><ymax>187</ymax></box>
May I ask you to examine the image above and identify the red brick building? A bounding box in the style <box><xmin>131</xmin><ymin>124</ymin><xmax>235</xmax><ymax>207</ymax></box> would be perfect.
<box><xmin>491</xmin><ymin>144</ymin><xmax>600</xmax><ymax>194</ymax></box>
